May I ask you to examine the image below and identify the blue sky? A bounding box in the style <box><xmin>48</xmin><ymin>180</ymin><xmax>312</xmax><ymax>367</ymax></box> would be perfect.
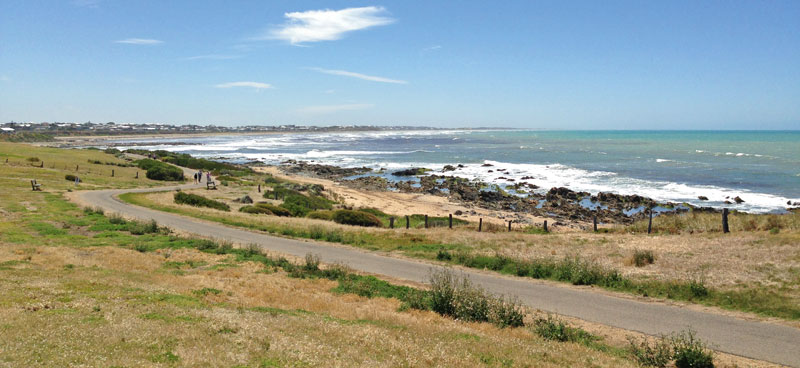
<box><xmin>1</xmin><ymin>1</ymin><xmax>798</xmax><ymax>129</ymax></box>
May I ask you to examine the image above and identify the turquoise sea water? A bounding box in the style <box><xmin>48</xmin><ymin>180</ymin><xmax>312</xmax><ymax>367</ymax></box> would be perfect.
<box><xmin>114</xmin><ymin>130</ymin><xmax>800</xmax><ymax>213</ymax></box>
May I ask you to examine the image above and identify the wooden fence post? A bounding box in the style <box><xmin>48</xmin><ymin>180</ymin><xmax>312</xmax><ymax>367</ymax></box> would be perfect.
<box><xmin>258</xmin><ymin>184</ymin><xmax>261</xmax><ymax>193</ymax></box>
<box><xmin>478</xmin><ymin>218</ymin><xmax>482</xmax><ymax>232</ymax></box>
<box><xmin>135</xmin><ymin>171</ymin><xmax>139</xmax><ymax>179</ymax></box>
<box><xmin>390</xmin><ymin>217</ymin><xmax>395</xmax><ymax>229</ymax></box>
<box><xmin>111</xmin><ymin>169</ymin><xmax>114</xmax><ymax>177</ymax></box>
<box><xmin>647</xmin><ymin>209</ymin><xmax>653</xmax><ymax>234</ymax></box>
<box><xmin>449</xmin><ymin>214</ymin><xmax>453</xmax><ymax>229</ymax></box>
<box><xmin>508</xmin><ymin>220</ymin><xmax>512</xmax><ymax>231</ymax></box>
<box><xmin>40</xmin><ymin>161</ymin><xmax>44</xmax><ymax>168</ymax></box>
<box><xmin>593</xmin><ymin>214</ymin><xmax>598</xmax><ymax>232</ymax></box>
<box><xmin>76</xmin><ymin>165</ymin><xmax>79</xmax><ymax>171</ymax></box>
<box><xmin>424</xmin><ymin>215</ymin><xmax>428</xmax><ymax>229</ymax></box>
<box><xmin>543</xmin><ymin>220</ymin><xmax>548</xmax><ymax>233</ymax></box>
<box><xmin>406</xmin><ymin>215</ymin><xmax>410</xmax><ymax>229</ymax></box>
<box><xmin>722</xmin><ymin>208</ymin><xmax>730</xmax><ymax>233</ymax></box>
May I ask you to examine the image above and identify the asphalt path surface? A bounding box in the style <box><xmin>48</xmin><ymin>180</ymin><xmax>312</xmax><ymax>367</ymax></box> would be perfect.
<box><xmin>78</xmin><ymin>182</ymin><xmax>800</xmax><ymax>366</ymax></box>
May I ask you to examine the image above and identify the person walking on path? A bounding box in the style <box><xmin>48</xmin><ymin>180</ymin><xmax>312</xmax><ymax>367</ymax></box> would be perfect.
<box><xmin>206</xmin><ymin>171</ymin><xmax>211</xmax><ymax>183</ymax></box>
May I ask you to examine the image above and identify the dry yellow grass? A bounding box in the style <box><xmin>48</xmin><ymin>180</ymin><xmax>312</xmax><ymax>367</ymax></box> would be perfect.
<box><xmin>0</xmin><ymin>243</ymin><xmax>638</xmax><ymax>367</ymax></box>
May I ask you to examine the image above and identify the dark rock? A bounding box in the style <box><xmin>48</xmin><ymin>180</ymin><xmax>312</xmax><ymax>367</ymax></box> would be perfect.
<box><xmin>454</xmin><ymin>210</ymin><xmax>463</xmax><ymax>215</ymax></box>
<box><xmin>442</xmin><ymin>165</ymin><xmax>456</xmax><ymax>172</ymax></box>
<box><xmin>457</xmin><ymin>164</ymin><xmax>465</xmax><ymax>168</ymax></box>
<box><xmin>488</xmin><ymin>170</ymin><xmax>494</xmax><ymax>173</ymax></box>
<box><xmin>733</xmin><ymin>196</ymin><xmax>745</xmax><ymax>204</ymax></box>
<box><xmin>392</xmin><ymin>168</ymin><xmax>428</xmax><ymax>176</ymax></box>
<box><xmin>724</xmin><ymin>200</ymin><xmax>733</xmax><ymax>204</ymax></box>
<box><xmin>698</xmin><ymin>196</ymin><xmax>709</xmax><ymax>201</ymax></box>
<box><xmin>239</xmin><ymin>195</ymin><xmax>253</xmax><ymax>204</ymax></box>
<box><xmin>481</xmin><ymin>163</ymin><xmax>493</xmax><ymax>167</ymax></box>
<box><xmin>521</xmin><ymin>176</ymin><xmax>535</xmax><ymax>180</ymax></box>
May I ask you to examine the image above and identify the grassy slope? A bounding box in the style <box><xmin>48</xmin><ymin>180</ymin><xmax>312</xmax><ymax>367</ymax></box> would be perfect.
<box><xmin>0</xmin><ymin>143</ymin><xmax>636</xmax><ymax>366</ymax></box>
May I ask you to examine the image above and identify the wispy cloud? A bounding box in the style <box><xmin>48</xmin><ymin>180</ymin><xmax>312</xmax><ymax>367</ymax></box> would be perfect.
<box><xmin>310</xmin><ymin>67</ymin><xmax>407</xmax><ymax>84</ymax></box>
<box><xmin>264</xmin><ymin>6</ymin><xmax>394</xmax><ymax>45</ymax></box>
<box><xmin>114</xmin><ymin>38</ymin><xmax>163</xmax><ymax>45</ymax></box>
<box><xmin>185</xmin><ymin>54</ymin><xmax>242</xmax><ymax>61</ymax></box>
<box><xmin>423</xmin><ymin>45</ymin><xmax>442</xmax><ymax>51</ymax></box>
<box><xmin>215</xmin><ymin>81</ymin><xmax>273</xmax><ymax>90</ymax></box>
<box><xmin>0</xmin><ymin>75</ymin><xmax>9</xmax><ymax>82</ymax></box>
<box><xmin>297</xmin><ymin>103</ymin><xmax>373</xmax><ymax>114</ymax></box>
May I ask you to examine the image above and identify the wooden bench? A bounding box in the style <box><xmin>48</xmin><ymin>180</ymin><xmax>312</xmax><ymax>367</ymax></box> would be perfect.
<box><xmin>31</xmin><ymin>179</ymin><xmax>42</xmax><ymax>191</ymax></box>
<box><xmin>206</xmin><ymin>181</ymin><xmax>217</xmax><ymax>190</ymax></box>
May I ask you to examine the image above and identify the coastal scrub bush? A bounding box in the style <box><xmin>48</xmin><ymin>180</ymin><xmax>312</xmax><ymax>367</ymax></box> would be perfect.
<box><xmin>127</xmin><ymin>219</ymin><xmax>161</xmax><ymax>235</ymax></box>
<box><xmin>174</xmin><ymin>192</ymin><xmax>230</xmax><ymax>211</ymax></box>
<box><xmin>239</xmin><ymin>205</ymin><xmax>273</xmax><ymax>215</ymax></box>
<box><xmin>146</xmin><ymin>165</ymin><xmax>184</xmax><ymax>181</ymax></box>
<box><xmin>332</xmin><ymin>210</ymin><xmax>383</xmax><ymax>227</ymax></box>
<box><xmin>65</xmin><ymin>174</ymin><xmax>78</xmax><ymax>182</ymax></box>
<box><xmin>254</xmin><ymin>202</ymin><xmax>292</xmax><ymax>217</ymax></box>
<box><xmin>26</xmin><ymin>157</ymin><xmax>40</xmax><ymax>162</ymax></box>
<box><xmin>280</xmin><ymin>193</ymin><xmax>333</xmax><ymax>217</ymax></box>
<box><xmin>136</xmin><ymin>159</ymin><xmax>184</xmax><ymax>181</ymax></box>
<box><xmin>306</xmin><ymin>210</ymin><xmax>335</xmax><ymax>221</ymax></box>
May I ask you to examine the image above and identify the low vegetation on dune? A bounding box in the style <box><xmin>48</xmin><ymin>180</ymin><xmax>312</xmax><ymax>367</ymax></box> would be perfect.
<box><xmin>136</xmin><ymin>158</ymin><xmax>185</xmax><ymax>181</ymax></box>
<box><xmin>174</xmin><ymin>191</ymin><xmax>230</xmax><ymax>211</ymax></box>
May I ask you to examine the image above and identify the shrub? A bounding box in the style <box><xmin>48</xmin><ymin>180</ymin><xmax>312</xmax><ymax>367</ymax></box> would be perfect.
<box><xmin>26</xmin><ymin>157</ymin><xmax>40</xmax><ymax>162</ymax></box>
<box><xmin>632</xmin><ymin>249</ymin><xmax>656</xmax><ymax>267</ymax></box>
<box><xmin>671</xmin><ymin>330</ymin><xmax>714</xmax><ymax>368</ymax></box>
<box><xmin>239</xmin><ymin>205</ymin><xmax>273</xmax><ymax>215</ymax></box>
<box><xmin>254</xmin><ymin>202</ymin><xmax>292</xmax><ymax>217</ymax></box>
<box><xmin>174</xmin><ymin>192</ymin><xmax>230</xmax><ymax>211</ymax></box>
<box><xmin>428</xmin><ymin>269</ymin><xmax>524</xmax><ymax>328</ymax></box>
<box><xmin>280</xmin><ymin>193</ymin><xmax>333</xmax><ymax>217</ymax></box>
<box><xmin>628</xmin><ymin>335</ymin><xmax>673</xmax><ymax>367</ymax></box>
<box><xmin>306</xmin><ymin>210</ymin><xmax>335</xmax><ymax>221</ymax></box>
<box><xmin>137</xmin><ymin>159</ymin><xmax>184</xmax><ymax>181</ymax></box>
<box><xmin>627</xmin><ymin>330</ymin><xmax>714</xmax><ymax>368</ymax></box>
<box><xmin>333</xmin><ymin>210</ymin><xmax>383</xmax><ymax>227</ymax></box>
<box><xmin>65</xmin><ymin>174</ymin><xmax>78</xmax><ymax>182</ymax></box>
<box><xmin>146</xmin><ymin>165</ymin><xmax>184</xmax><ymax>181</ymax></box>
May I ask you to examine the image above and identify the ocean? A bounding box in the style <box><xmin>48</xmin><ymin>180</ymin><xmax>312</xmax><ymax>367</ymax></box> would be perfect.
<box><xmin>110</xmin><ymin>130</ymin><xmax>800</xmax><ymax>213</ymax></box>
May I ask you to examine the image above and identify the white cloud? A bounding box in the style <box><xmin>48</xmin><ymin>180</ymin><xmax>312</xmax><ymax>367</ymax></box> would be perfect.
<box><xmin>215</xmin><ymin>81</ymin><xmax>273</xmax><ymax>90</ymax></box>
<box><xmin>423</xmin><ymin>45</ymin><xmax>442</xmax><ymax>51</ymax></box>
<box><xmin>185</xmin><ymin>54</ymin><xmax>242</xmax><ymax>61</ymax></box>
<box><xmin>310</xmin><ymin>67</ymin><xmax>407</xmax><ymax>84</ymax></box>
<box><xmin>265</xmin><ymin>6</ymin><xmax>394</xmax><ymax>44</ymax></box>
<box><xmin>114</xmin><ymin>38</ymin><xmax>163</xmax><ymax>45</ymax></box>
<box><xmin>297</xmin><ymin>103</ymin><xmax>373</xmax><ymax>114</ymax></box>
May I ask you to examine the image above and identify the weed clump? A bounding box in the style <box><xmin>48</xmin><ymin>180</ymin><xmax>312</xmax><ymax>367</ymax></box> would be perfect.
<box><xmin>628</xmin><ymin>330</ymin><xmax>714</xmax><ymax>368</ymax></box>
<box><xmin>632</xmin><ymin>249</ymin><xmax>656</xmax><ymax>267</ymax></box>
<box><xmin>533</xmin><ymin>315</ymin><xmax>598</xmax><ymax>345</ymax></box>
<box><xmin>428</xmin><ymin>269</ymin><xmax>525</xmax><ymax>327</ymax></box>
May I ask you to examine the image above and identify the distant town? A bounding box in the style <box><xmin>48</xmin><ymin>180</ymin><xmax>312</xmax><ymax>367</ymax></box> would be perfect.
<box><xmin>0</xmin><ymin>121</ymin><xmax>450</xmax><ymax>136</ymax></box>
